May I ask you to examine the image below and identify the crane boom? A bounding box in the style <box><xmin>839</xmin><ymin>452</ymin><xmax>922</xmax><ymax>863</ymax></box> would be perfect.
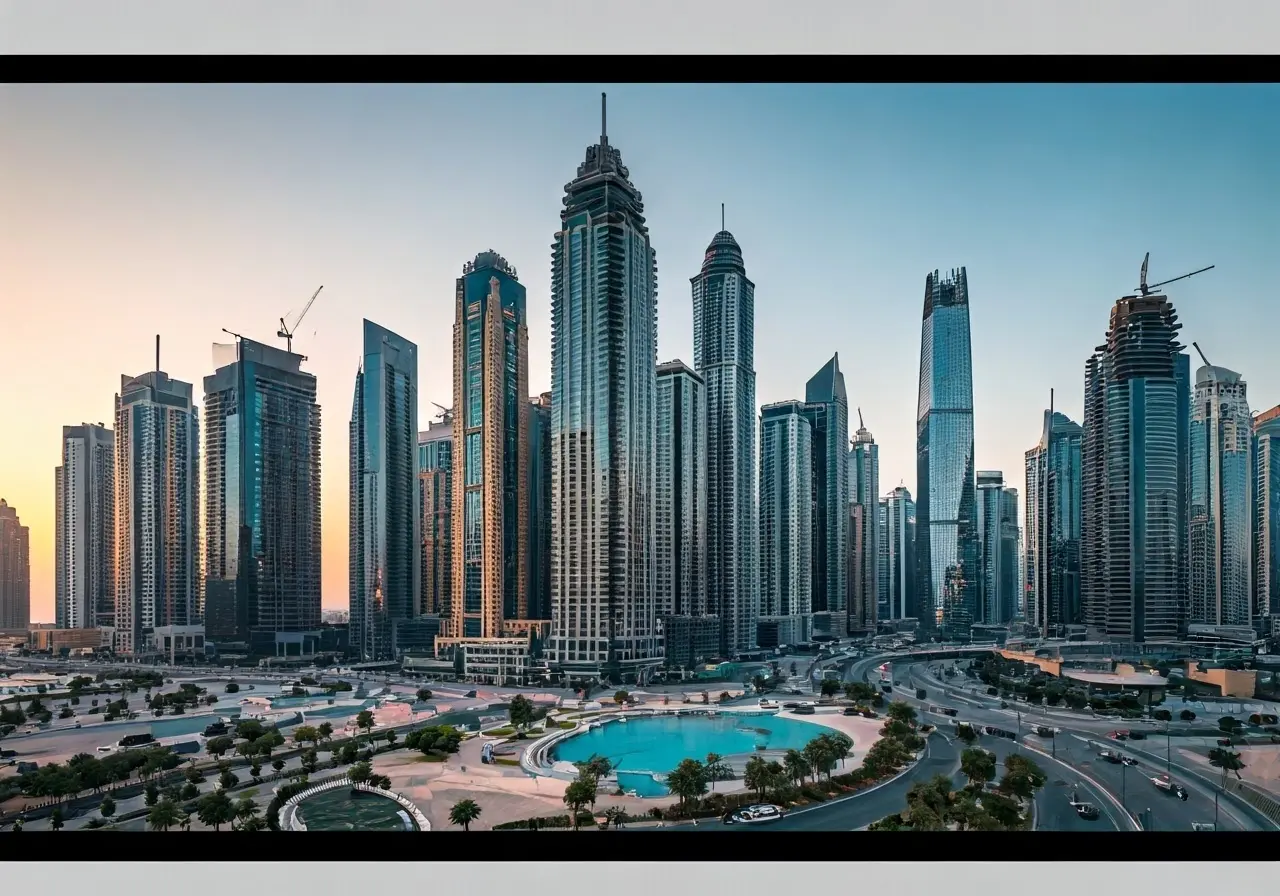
<box><xmin>277</xmin><ymin>285</ymin><xmax>324</xmax><ymax>354</ymax></box>
<box><xmin>1192</xmin><ymin>341</ymin><xmax>1211</xmax><ymax>368</ymax></box>
<box><xmin>857</xmin><ymin>407</ymin><xmax>865</xmax><ymax>430</ymax></box>
<box><xmin>1135</xmin><ymin>254</ymin><xmax>1214</xmax><ymax>297</ymax></box>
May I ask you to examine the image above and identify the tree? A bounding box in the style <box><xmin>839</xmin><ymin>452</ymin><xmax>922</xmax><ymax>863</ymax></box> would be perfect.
<box><xmin>348</xmin><ymin>761</ymin><xmax>373</xmax><ymax>785</ymax></box>
<box><xmin>49</xmin><ymin>807</ymin><xmax>64</xmax><ymax>831</ymax></box>
<box><xmin>1180</xmin><ymin>709</ymin><xmax>1197</xmax><ymax>722</ymax></box>
<box><xmin>955</xmin><ymin>723</ymin><xmax>978</xmax><ymax>745</ymax></box>
<box><xmin>292</xmin><ymin>725</ymin><xmax>320</xmax><ymax>747</ymax></box>
<box><xmin>196</xmin><ymin>790</ymin><xmax>236</xmax><ymax>831</ymax></box>
<box><xmin>844</xmin><ymin>681</ymin><xmax>876</xmax><ymax>703</ymax></box>
<box><xmin>181</xmin><ymin>782</ymin><xmax>199</xmax><ymax>801</ymax></box>
<box><xmin>574</xmin><ymin>754</ymin><xmax>613</xmax><ymax>784</ymax></box>
<box><xmin>614</xmin><ymin>689</ymin><xmax>631</xmax><ymax>706</ymax></box>
<box><xmin>272</xmin><ymin>758</ymin><xmax>286</xmax><ymax>773</ymax></box>
<box><xmin>301</xmin><ymin>748</ymin><xmax>319</xmax><ymax>774</ymax></box>
<box><xmin>147</xmin><ymin>798</ymin><xmax>183</xmax><ymax>832</ymax></box>
<box><xmin>998</xmin><ymin>754</ymin><xmax>1048</xmax><ymax>800</ymax></box>
<box><xmin>821</xmin><ymin>733</ymin><xmax>854</xmax><ymax>775</ymax></box>
<box><xmin>385</xmin><ymin>729</ymin><xmax>398</xmax><ymax>747</ymax></box>
<box><xmin>705</xmin><ymin>752</ymin><xmax>733</xmax><ymax>783</ymax></box>
<box><xmin>743</xmin><ymin>755</ymin><xmax>770</xmax><ymax>799</ymax></box>
<box><xmin>99</xmin><ymin>794</ymin><xmax>116</xmax><ymax>819</ymax></box>
<box><xmin>232</xmin><ymin>796</ymin><xmax>260</xmax><ymax>831</ymax></box>
<box><xmin>666</xmin><ymin>758</ymin><xmax>709</xmax><ymax>814</ymax></box>
<box><xmin>1208</xmin><ymin>746</ymin><xmax>1245</xmax><ymax>788</ymax></box>
<box><xmin>885</xmin><ymin>701</ymin><xmax>918</xmax><ymax>726</ymax></box>
<box><xmin>562</xmin><ymin>778</ymin><xmax>596</xmax><ymax>830</ymax></box>
<box><xmin>1218</xmin><ymin>716</ymin><xmax>1242</xmax><ymax>735</ymax></box>
<box><xmin>751</xmin><ymin>674</ymin><xmax>768</xmax><ymax>695</ymax></box>
<box><xmin>355</xmin><ymin>709</ymin><xmax>375</xmax><ymax>739</ymax></box>
<box><xmin>1152</xmin><ymin>709</ymin><xmax>1173</xmax><ymax>722</ymax></box>
<box><xmin>415</xmin><ymin>687</ymin><xmax>434</xmax><ymax>702</ymax></box>
<box><xmin>783</xmin><ymin>749</ymin><xmax>811</xmax><ymax>787</ymax></box>
<box><xmin>449</xmin><ymin>798</ymin><xmax>482</xmax><ymax>831</ymax></box>
<box><xmin>316</xmin><ymin>720</ymin><xmax>335</xmax><ymax>744</ymax></box>
<box><xmin>144</xmin><ymin>781</ymin><xmax>160</xmax><ymax>807</ymax></box>
<box><xmin>249</xmin><ymin>761</ymin><xmax>262</xmax><ymax>780</ymax></box>
<box><xmin>205</xmin><ymin>735</ymin><xmax>234</xmax><ymax>758</ymax></box>
<box><xmin>820</xmin><ymin>678</ymin><xmax>841</xmax><ymax>699</ymax></box>
<box><xmin>959</xmin><ymin>747</ymin><xmax>997</xmax><ymax>790</ymax></box>
<box><xmin>802</xmin><ymin>738</ymin><xmax>834</xmax><ymax>782</ymax></box>
<box><xmin>602</xmin><ymin>806</ymin><xmax>627</xmax><ymax>830</ymax></box>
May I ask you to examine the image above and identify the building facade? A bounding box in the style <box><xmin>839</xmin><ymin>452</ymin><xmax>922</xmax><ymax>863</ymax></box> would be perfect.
<box><xmin>848</xmin><ymin>416</ymin><xmax>879</xmax><ymax>633</ymax></box>
<box><xmin>976</xmin><ymin>471</ymin><xmax>1007</xmax><ymax>626</ymax></box>
<box><xmin>418</xmin><ymin>415</ymin><xmax>453</xmax><ymax>618</ymax></box>
<box><xmin>803</xmin><ymin>354</ymin><xmax>850</xmax><ymax>637</ymax></box>
<box><xmin>0</xmin><ymin>499</ymin><xmax>30</xmax><ymax>631</ymax></box>
<box><xmin>114</xmin><ymin>369</ymin><xmax>200</xmax><ymax>655</ymax></box>
<box><xmin>526</xmin><ymin>393</ymin><xmax>552</xmax><ymax>621</ymax></box>
<box><xmin>915</xmin><ymin>268</ymin><xmax>979</xmax><ymax>637</ymax></box>
<box><xmin>883</xmin><ymin>486</ymin><xmax>917</xmax><ymax>622</ymax></box>
<box><xmin>999</xmin><ymin>487</ymin><xmax>1020</xmax><ymax>627</ymax></box>
<box><xmin>547</xmin><ymin>100</ymin><xmax>661</xmax><ymax>681</ymax></box>
<box><xmin>1081</xmin><ymin>294</ymin><xmax>1186</xmax><ymax>641</ymax></box>
<box><xmin>55</xmin><ymin>423</ymin><xmax>115</xmax><ymax>630</ymax></box>
<box><xmin>1189</xmin><ymin>364</ymin><xmax>1254</xmax><ymax>627</ymax></box>
<box><xmin>655</xmin><ymin>361</ymin><xmax>707</xmax><ymax>619</ymax></box>
<box><xmin>1024</xmin><ymin>409</ymin><xmax>1084</xmax><ymax>637</ymax></box>
<box><xmin>349</xmin><ymin>320</ymin><xmax>420</xmax><ymax>661</ymax></box>
<box><xmin>876</xmin><ymin>499</ymin><xmax>889</xmax><ymax>620</ymax></box>
<box><xmin>203</xmin><ymin>338</ymin><xmax>322</xmax><ymax>643</ymax></box>
<box><xmin>691</xmin><ymin>227</ymin><xmax>758</xmax><ymax>657</ymax></box>
<box><xmin>1256</xmin><ymin>406</ymin><xmax>1280</xmax><ymax>621</ymax></box>
<box><xmin>450</xmin><ymin>251</ymin><xmax>529</xmax><ymax>641</ymax></box>
<box><xmin>759</xmin><ymin>401</ymin><xmax>813</xmax><ymax>624</ymax></box>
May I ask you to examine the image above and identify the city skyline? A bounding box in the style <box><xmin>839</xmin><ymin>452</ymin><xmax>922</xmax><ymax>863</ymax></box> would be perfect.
<box><xmin>4</xmin><ymin>83</ymin><xmax>1278</xmax><ymax>621</ymax></box>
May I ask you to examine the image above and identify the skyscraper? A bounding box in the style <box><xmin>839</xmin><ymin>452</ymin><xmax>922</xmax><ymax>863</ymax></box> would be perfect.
<box><xmin>916</xmin><ymin>268</ymin><xmax>978</xmax><ymax>638</ymax></box>
<box><xmin>203</xmin><ymin>337</ymin><xmax>322</xmax><ymax>644</ymax></box>
<box><xmin>548</xmin><ymin>96</ymin><xmax>660</xmax><ymax>681</ymax></box>
<box><xmin>1256</xmin><ymin>405</ymin><xmax>1280</xmax><ymax>621</ymax></box>
<box><xmin>419</xmin><ymin>413</ymin><xmax>453</xmax><ymax>618</ymax></box>
<box><xmin>999</xmin><ymin>488</ymin><xmax>1021</xmax><ymax>626</ymax></box>
<box><xmin>691</xmin><ymin>220</ymin><xmax>757</xmax><ymax>657</ymax></box>
<box><xmin>884</xmin><ymin>486</ymin><xmax>917</xmax><ymax>621</ymax></box>
<box><xmin>350</xmin><ymin>320</ymin><xmax>419</xmax><ymax>661</ymax></box>
<box><xmin>1081</xmin><ymin>294</ymin><xmax>1186</xmax><ymax>641</ymax></box>
<box><xmin>876</xmin><ymin>499</ymin><xmax>889</xmax><ymax>621</ymax></box>
<box><xmin>55</xmin><ymin>423</ymin><xmax>115</xmax><ymax>629</ymax></box>
<box><xmin>759</xmin><ymin>401</ymin><xmax>813</xmax><ymax>624</ymax></box>
<box><xmin>1025</xmin><ymin>408</ymin><xmax>1083</xmax><ymax>637</ymax></box>
<box><xmin>976</xmin><ymin>471</ymin><xmax>1007</xmax><ymax>626</ymax></box>
<box><xmin>848</xmin><ymin>413</ymin><xmax>879</xmax><ymax>633</ymax></box>
<box><xmin>0</xmin><ymin>499</ymin><xmax>30</xmax><ymax>631</ymax></box>
<box><xmin>451</xmin><ymin>251</ymin><xmax>529</xmax><ymax>641</ymax></box>
<box><xmin>526</xmin><ymin>393</ymin><xmax>552</xmax><ymax>621</ymax></box>
<box><xmin>1189</xmin><ymin>364</ymin><xmax>1254</xmax><ymax>627</ymax></box>
<box><xmin>803</xmin><ymin>354</ymin><xmax>850</xmax><ymax>637</ymax></box>
<box><xmin>114</xmin><ymin>364</ymin><xmax>200</xmax><ymax>655</ymax></box>
<box><xmin>655</xmin><ymin>361</ymin><xmax>707</xmax><ymax>620</ymax></box>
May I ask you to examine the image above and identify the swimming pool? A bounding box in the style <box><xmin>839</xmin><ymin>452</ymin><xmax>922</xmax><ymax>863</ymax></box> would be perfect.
<box><xmin>551</xmin><ymin>713</ymin><xmax>836</xmax><ymax>796</ymax></box>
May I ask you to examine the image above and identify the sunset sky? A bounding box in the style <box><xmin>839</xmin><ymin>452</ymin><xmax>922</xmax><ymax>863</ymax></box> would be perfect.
<box><xmin>2</xmin><ymin>83</ymin><xmax>1277</xmax><ymax>624</ymax></box>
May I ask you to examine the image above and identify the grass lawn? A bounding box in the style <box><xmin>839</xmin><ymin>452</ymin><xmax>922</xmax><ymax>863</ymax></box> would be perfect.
<box><xmin>482</xmin><ymin>727</ymin><xmax>516</xmax><ymax>737</ymax></box>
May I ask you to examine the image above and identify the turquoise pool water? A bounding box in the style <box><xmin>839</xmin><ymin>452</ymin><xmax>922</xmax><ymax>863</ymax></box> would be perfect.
<box><xmin>552</xmin><ymin>713</ymin><xmax>834</xmax><ymax>796</ymax></box>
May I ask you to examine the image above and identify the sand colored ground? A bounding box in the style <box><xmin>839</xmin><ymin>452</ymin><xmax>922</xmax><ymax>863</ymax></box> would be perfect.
<box><xmin>373</xmin><ymin>708</ymin><xmax>884</xmax><ymax>830</ymax></box>
<box><xmin>1177</xmin><ymin>744</ymin><xmax>1280</xmax><ymax>796</ymax></box>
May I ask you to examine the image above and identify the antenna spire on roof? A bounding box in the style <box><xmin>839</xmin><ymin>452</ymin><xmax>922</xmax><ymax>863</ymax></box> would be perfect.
<box><xmin>721</xmin><ymin>202</ymin><xmax>725</xmax><ymax>232</ymax></box>
<box><xmin>601</xmin><ymin>92</ymin><xmax>607</xmax><ymax>144</ymax></box>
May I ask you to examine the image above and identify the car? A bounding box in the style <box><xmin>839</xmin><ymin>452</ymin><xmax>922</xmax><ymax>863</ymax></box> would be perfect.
<box><xmin>1098</xmin><ymin>749</ymin><xmax>1122</xmax><ymax>763</ymax></box>
<box><xmin>1074</xmin><ymin>803</ymin><xmax>1100</xmax><ymax>820</ymax></box>
<box><xmin>941</xmin><ymin>707</ymin><xmax>958</xmax><ymax>717</ymax></box>
<box><xmin>723</xmin><ymin>804</ymin><xmax>785</xmax><ymax>825</ymax></box>
<box><xmin>1128</xmin><ymin>730</ymin><xmax>1146</xmax><ymax>740</ymax></box>
<box><xmin>1107</xmin><ymin>730</ymin><xmax>1129</xmax><ymax>740</ymax></box>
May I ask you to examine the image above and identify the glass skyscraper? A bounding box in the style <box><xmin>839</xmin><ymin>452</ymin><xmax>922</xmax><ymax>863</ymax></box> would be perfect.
<box><xmin>915</xmin><ymin>268</ymin><xmax>978</xmax><ymax>638</ymax></box>
<box><xmin>656</xmin><ymin>361</ymin><xmax>707</xmax><ymax>619</ymax></box>
<box><xmin>1189</xmin><ymin>364</ymin><xmax>1254</xmax><ymax>627</ymax></box>
<box><xmin>976</xmin><ymin>471</ymin><xmax>1007</xmax><ymax>626</ymax></box>
<box><xmin>418</xmin><ymin>414</ymin><xmax>453</xmax><ymax>618</ymax></box>
<box><xmin>1081</xmin><ymin>294</ymin><xmax>1186</xmax><ymax>641</ymax></box>
<box><xmin>55</xmin><ymin>423</ymin><xmax>114</xmax><ymax>630</ymax></box>
<box><xmin>1256</xmin><ymin>406</ymin><xmax>1280</xmax><ymax>620</ymax></box>
<box><xmin>451</xmin><ymin>251</ymin><xmax>529</xmax><ymax>641</ymax></box>
<box><xmin>204</xmin><ymin>337</ymin><xmax>321</xmax><ymax>644</ymax></box>
<box><xmin>847</xmin><ymin>415</ymin><xmax>879</xmax><ymax>633</ymax></box>
<box><xmin>548</xmin><ymin>98</ymin><xmax>660</xmax><ymax>680</ymax></box>
<box><xmin>759</xmin><ymin>401</ymin><xmax>813</xmax><ymax>621</ymax></box>
<box><xmin>526</xmin><ymin>393</ymin><xmax>552</xmax><ymax>621</ymax></box>
<box><xmin>349</xmin><ymin>320</ymin><xmax>419</xmax><ymax>661</ymax></box>
<box><xmin>803</xmin><ymin>354</ymin><xmax>849</xmax><ymax>636</ymax></box>
<box><xmin>691</xmin><ymin>227</ymin><xmax>758</xmax><ymax>657</ymax></box>
<box><xmin>1024</xmin><ymin>408</ymin><xmax>1083</xmax><ymax>637</ymax></box>
<box><xmin>884</xmin><ymin>486</ymin><xmax>917</xmax><ymax>621</ymax></box>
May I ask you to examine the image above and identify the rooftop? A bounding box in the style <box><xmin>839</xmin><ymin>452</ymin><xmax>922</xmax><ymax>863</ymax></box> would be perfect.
<box><xmin>1062</xmin><ymin>670</ymin><xmax>1169</xmax><ymax>688</ymax></box>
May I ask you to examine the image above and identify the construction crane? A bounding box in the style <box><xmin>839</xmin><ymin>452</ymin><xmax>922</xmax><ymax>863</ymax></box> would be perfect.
<box><xmin>277</xmin><ymin>285</ymin><xmax>324</xmax><ymax>354</ymax></box>
<box><xmin>1136</xmin><ymin>253</ymin><xmax>1215</xmax><ymax>297</ymax></box>
<box><xmin>857</xmin><ymin>407</ymin><xmax>865</xmax><ymax>430</ymax></box>
<box><xmin>1192</xmin><ymin>341</ymin><xmax>1212</xmax><ymax>368</ymax></box>
<box><xmin>431</xmin><ymin>402</ymin><xmax>453</xmax><ymax>425</ymax></box>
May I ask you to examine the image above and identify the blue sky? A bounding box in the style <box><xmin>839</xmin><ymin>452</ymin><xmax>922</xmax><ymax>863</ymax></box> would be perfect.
<box><xmin>2</xmin><ymin>82</ymin><xmax>1276</xmax><ymax>618</ymax></box>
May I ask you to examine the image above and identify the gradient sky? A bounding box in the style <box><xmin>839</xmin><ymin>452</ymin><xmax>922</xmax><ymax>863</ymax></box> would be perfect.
<box><xmin>3</xmin><ymin>83</ymin><xmax>1277</xmax><ymax>624</ymax></box>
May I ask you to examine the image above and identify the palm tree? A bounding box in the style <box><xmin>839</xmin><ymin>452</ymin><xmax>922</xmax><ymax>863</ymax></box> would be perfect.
<box><xmin>196</xmin><ymin>790</ymin><xmax>236</xmax><ymax>831</ymax></box>
<box><xmin>233</xmin><ymin>796</ymin><xmax>260</xmax><ymax>831</ymax></box>
<box><xmin>602</xmin><ymin>806</ymin><xmax>627</xmax><ymax>830</ymax></box>
<box><xmin>449</xmin><ymin>798</ymin><xmax>482</xmax><ymax>831</ymax></box>
<box><xmin>562</xmin><ymin>778</ymin><xmax>595</xmax><ymax>830</ymax></box>
<box><xmin>782</xmin><ymin>749</ymin><xmax>810</xmax><ymax>788</ymax></box>
<box><xmin>147</xmin><ymin>798</ymin><xmax>183</xmax><ymax>832</ymax></box>
<box><xmin>743</xmin><ymin>755</ymin><xmax>770</xmax><ymax>799</ymax></box>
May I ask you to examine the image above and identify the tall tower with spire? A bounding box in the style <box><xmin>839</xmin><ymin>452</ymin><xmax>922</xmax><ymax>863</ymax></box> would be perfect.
<box><xmin>691</xmin><ymin>211</ymin><xmax>758</xmax><ymax>657</ymax></box>
<box><xmin>848</xmin><ymin>411</ymin><xmax>879</xmax><ymax>633</ymax></box>
<box><xmin>548</xmin><ymin>94</ymin><xmax>661</xmax><ymax>681</ymax></box>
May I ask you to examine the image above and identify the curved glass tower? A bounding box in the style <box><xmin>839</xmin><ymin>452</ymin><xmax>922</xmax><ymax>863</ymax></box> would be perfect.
<box><xmin>548</xmin><ymin>96</ymin><xmax>660</xmax><ymax>681</ymax></box>
<box><xmin>915</xmin><ymin>268</ymin><xmax>978</xmax><ymax>638</ymax></box>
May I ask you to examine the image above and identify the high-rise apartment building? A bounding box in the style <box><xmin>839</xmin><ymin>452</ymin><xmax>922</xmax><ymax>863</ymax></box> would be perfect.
<box><xmin>203</xmin><ymin>337</ymin><xmax>322</xmax><ymax>643</ymax></box>
<box><xmin>349</xmin><ymin>320</ymin><xmax>419</xmax><ymax>661</ymax></box>
<box><xmin>1025</xmin><ymin>408</ymin><xmax>1083</xmax><ymax>637</ymax></box>
<box><xmin>1189</xmin><ymin>364</ymin><xmax>1254</xmax><ymax>627</ymax></box>
<box><xmin>0</xmin><ymin>499</ymin><xmax>30</xmax><ymax>631</ymax></box>
<box><xmin>114</xmin><ymin>366</ymin><xmax>200</xmax><ymax>655</ymax></box>
<box><xmin>915</xmin><ymin>268</ymin><xmax>978</xmax><ymax>637</ymax></box>
<box><xmin>802</xmin><ymin>354</ymin><xmax>849</xmax><ymax>637</ymax></box>
<box><xmin>1081</xmin><ymin>294</ymin><xmax>1186</xmax><ymax>641</ymax></box>
<box><xmin>759</xmin><ymin>401</ymin><xmax>813</xmax><ymax>622</ymax></box>
<box><xmin>55</xmin><ymin>423</ymin><xmax>115</xmax><ymax>629</ymax></box>
<box><xmin>1256</xmin><ymin>406</ymin><xmax>1280</xmax><ymax>621</ymax></box>
<box><xmin>548</xmin><ymin>97</ymin><xmax>661</xmax><ymax>681</ymax></box>
<box><xmin>999</xmin><ymin>488</ymin><xmax>1021</xmax><ymax>625</ymax></box>
<box><xmin>450</xmin><ymin>251</ymin><xmax>529</xmax><ymax>641</ymax></box>
<box><xmin>691</xmin><ymin>224</ymin><xmax>758</xmax><ymax>657</ymax></box>
<box><xmin>976</xmin><ymin>471</ymin><xmax>1007</xmax><ymax>626</ymax></box>
<box><xmin>526</xmin><ymin>394</ymin><xmax>552</xmax><ymax>621</ymax></box>
<box><xmin>884</xmin><ymin>486</ymin><xmax>917</xmax><ymax>621</ymax></box>
<box><xmin>656</xmin><ymin>361</ymin><xmax>707</xmax><ymax>619</ymax></box>
<box><xmin>848</xmin><ymin>415</ymin><xmax>879</xmax><ymax>633</ymax></box>
<box><xmin>876</xmin><ymin>500</ymin><xmax>889</xmax><ymax>620</ymax></box>
<box><xmin>418</xmin><ymin>414</ymin><xmax>453</xmax><ymax>618</ymax></box>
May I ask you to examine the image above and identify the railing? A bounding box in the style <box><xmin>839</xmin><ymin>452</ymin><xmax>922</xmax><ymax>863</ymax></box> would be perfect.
<box><xmin>280</xmin><ymin>777</ymin><xmax>430</xmax><ymax>831</ymax></box>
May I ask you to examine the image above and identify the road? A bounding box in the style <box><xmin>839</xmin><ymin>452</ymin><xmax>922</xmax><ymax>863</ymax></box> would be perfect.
<box><xmin>886</xmin><ymin>659</ymin><xmax>1264</xmax><ymax>832</ymax></box>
